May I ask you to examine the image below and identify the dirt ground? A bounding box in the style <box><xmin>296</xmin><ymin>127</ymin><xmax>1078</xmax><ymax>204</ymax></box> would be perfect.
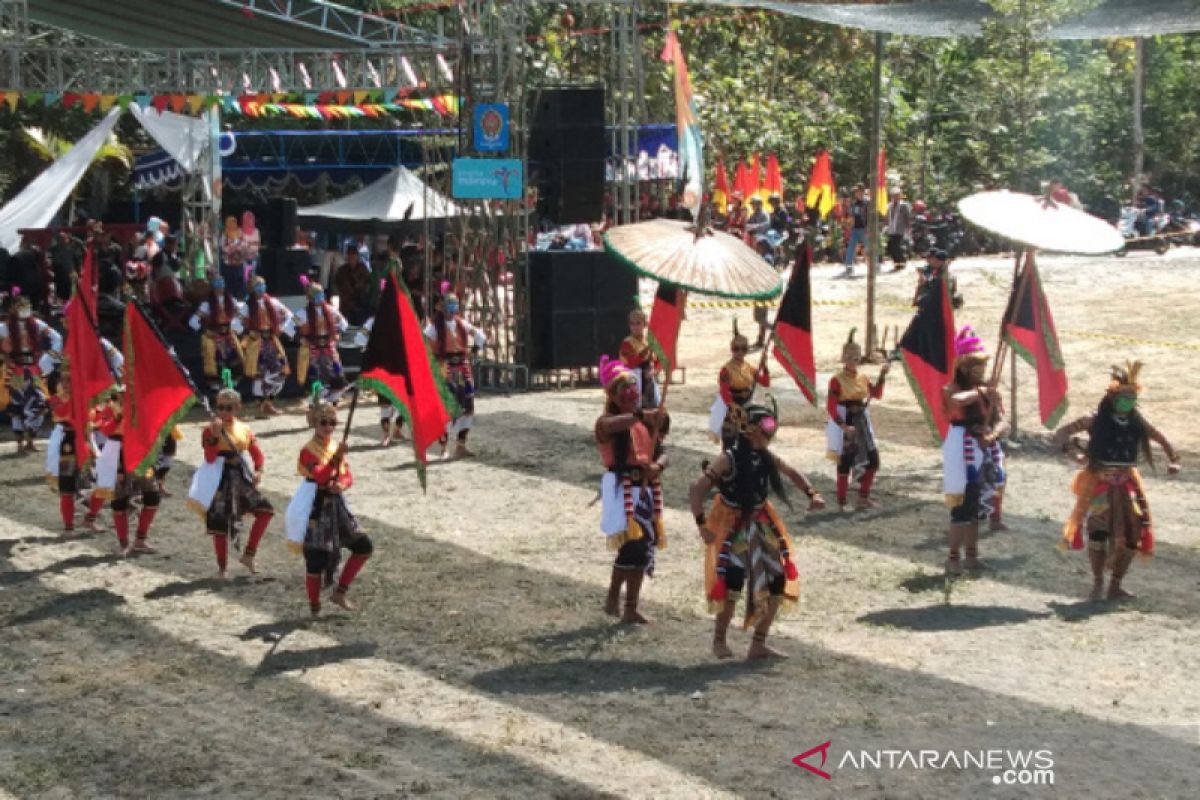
<box><xmin>2</xmin><ymin>248</ymin><xmax>1199</xmax><ymax>799</ymax></box>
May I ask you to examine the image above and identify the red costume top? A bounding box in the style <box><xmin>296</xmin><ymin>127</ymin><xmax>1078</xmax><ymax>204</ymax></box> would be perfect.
<box><xmin>298</xmin><ymin>437</ymin><xmax>353</xmax><ymax>490</ymax></box>
<box><xmin>49</xmin><ymin>392</ymin><xmax>72</xmax><ymax>425</ymax></box>
<box><xmin>619</xmin><ymin>334</ymin><xmax>659</xmax><ymax>371</ymax></box>
<box><xmin>201</xmin><ymin>419</ymin><xmax>265</xmax><ymax>469</ymax></box>
<box><xmin>718</xmin><ymin>358</ymin><xmax>769</xmax><ymax>406</ymax></box>
<box><xmin>826</xmin><ymin>371</ymin><xmax>884</xmax><ymax>423</ymax></box>
<box><xmin>95</xmin><ymin>404</ymin><xmax>122</xmax><ymax>438</ymax></box>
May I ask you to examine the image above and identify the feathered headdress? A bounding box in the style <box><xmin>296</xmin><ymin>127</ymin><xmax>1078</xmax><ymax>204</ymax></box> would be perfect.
<box><xmin>599</xmin><ymin>354</ymin><xmax>633</xmax><ymax>392</ymax></box>
<box><xmin>842</xmin><ymin>327</ymin><xmax>862</xmax><ymax>362</ymax></box>
<box><xmin>731</xmin><ymin>318</ymin><xmax>748</xmax><ymax>348</ymax></box>
<box><xmin>1109</xmin><ymin>360</ymin><xmax>1143</xmax><ymax>394</ymax></box>
<box><xmin>954</xmin><ymin>325</ymin><xmax>988</xmax><ymax>363</ymax></box>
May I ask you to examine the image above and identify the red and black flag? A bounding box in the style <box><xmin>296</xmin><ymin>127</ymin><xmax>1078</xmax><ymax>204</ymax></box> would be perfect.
<box><xmin>771</xmin><ymin>243</ymin><xmax>817</xmax><ymax>405</ymax></box>
<box><xmin>899</xmin><ymin>273</ymin><xmax>957</xmax><ymax>443</ymax></box>
<box><xmin>1003</xmin><ymin>253</ymin><xmax>1068</xmax><ymax>427</ymax></box>
<box><xmin>360</xmin><ymin>274</ymin><xmax>453</xmax><ymax>489</ymax></box>
<box><xmin>122</xmin><ymin>301</ymin><xmax>198</xmax><ymax>474</ymax></box>
<box><xmin>65</xmin><ymin>247</ymin><xmax>116</xmax><ymax>467</ymax></box>
<box><xmin>647</xmin><ymin>283</ymin><xmax>684</xmax><ymax>375</ymax></box>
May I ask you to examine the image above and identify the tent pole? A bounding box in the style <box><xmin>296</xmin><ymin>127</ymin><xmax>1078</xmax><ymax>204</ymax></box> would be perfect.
<box><xmin>865</xmin><ymin>31</ymin><xmax>884</xmax><ymax>356</ymax></box>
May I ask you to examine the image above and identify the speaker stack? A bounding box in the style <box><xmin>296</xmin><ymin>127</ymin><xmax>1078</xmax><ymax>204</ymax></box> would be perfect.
<box><xmin>260</xmin><ymin>197</ymin><xmax>298</xmax><ymax>249</ymax></box>
<box><xmin>527</xmin><ymin>250</ymin><xmax>637</xmax><ymax>370</ymax></box>
<box><xmin>528</xmin><ymin>87</ymin><xmax>606</xmax><ymax>225</ymax></box>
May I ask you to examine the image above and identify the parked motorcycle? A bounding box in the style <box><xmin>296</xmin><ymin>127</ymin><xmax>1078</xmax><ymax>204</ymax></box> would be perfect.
<box><xmin>1116</xmin><ymin>207</ymin><xmax>1170</xmax><ymax>256</ymax></box>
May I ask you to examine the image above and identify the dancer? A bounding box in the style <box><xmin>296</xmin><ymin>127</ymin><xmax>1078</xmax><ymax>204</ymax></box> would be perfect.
<box><xmin>241</xmin><ymin>276</ymin><xmax>295</xmax><ymax>417</ymax></box>
<box><xmin>44</xmin><ymin>365</ymin><xmax>83</xmax><ymax>532</ymax></box>
<box><xmin>1</xmin><ymin>295</ymin><xmax>62</xmax><ymax>454</ymax></box>
<box><xmin>188</xmin><ymin>387</ymin><xmax>273</xmax><ymax>577</ymax></box>
<box><xmin>189</xmin><ymin>275</ymin><xmax>246</xmax><ymax>398</ymax></box>
<box><xmin>294</xmin><ymin>283</ymin><xmax>350</xmax><ymax>405</ymax></box>
<box><xmin>618</xmin><ymin>308</ymin><xmax>662</xmax><ymax>409</ymax></box>
<box><xmin>354</xmin><ymin>318</ymin><xmax>407</xmax><ymax>446</ymax></box>
<box><xmin>285</xmin><ymin>401</ymin><xmax>372</xmax><ymax>616</ymax></box>
<box><xmin>825</xmin><ymin>329</ymin><xmax>889</xmax><ymax>510</ymax></box>
<box><xmin>707</xmin><ymin>322</ymin><xmax>770</xmax><ymax>446</ymax></box>
<box><xmin>1054</xmin><ymin>362</ymin><xmax>1181</xmax><ymax>600</ymax></box>
<box><xmin>425</xmin><ymin>292</ymin><xmax>486</xmax><ymax>458</ymax></box>
<box><xmin>941</xmin><ymin>327</ymin><xmax>1007</xmax><ymax>575</ymax></box>
<box><xmin>690</xmin><ymin>403</ymin><xmax>824</xmax><ymax>659</ymax></box>
<box><xmin>596</xmin><ymin>355</ymin><xmax>669</xmax><ymax>625</ymax></box>
<box><xmin>92</xmin><ymin>387</ymin><xmax>162</xmax><ymax>555</ymax></box>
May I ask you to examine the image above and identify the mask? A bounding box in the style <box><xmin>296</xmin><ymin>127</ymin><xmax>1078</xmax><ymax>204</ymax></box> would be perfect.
<box><xmin>1114</xmin><ymin>395</ymin><xmax>1136</xmax><ymax>414</ymax></box>
<box><xmin>757</xmin><ymin>416</ymin><xmax>778</xmax><ymax>436</ymax></box>
<box><xmin>17</xmin><ymin>308</ymin><xmax>31</xmax><ymax>320</ymax></box>
<box><xmin>312</xmin><ymin>292</ymin><xmax>326</xmax><ymax>304</ymax></box>
<box><xmin>253</xmin><ymin>283</ymin><xmax>266</xmax><ymax>295</ymax></box>
<box><xmin>212</xmin><ymin>279</ymin><xmax>226</xmax><ymax>291</ymax></box>
<box><xmin>446</xmin><ymin>302</ymin><xmax>459</xmax><ymax>315</ymax></box>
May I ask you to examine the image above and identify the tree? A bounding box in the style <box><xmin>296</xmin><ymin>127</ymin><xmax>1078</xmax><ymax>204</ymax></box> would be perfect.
<box><xmin>21</xmin><ymin>126</ymin><xmax>133</xmax><ymax>223</ymax></box>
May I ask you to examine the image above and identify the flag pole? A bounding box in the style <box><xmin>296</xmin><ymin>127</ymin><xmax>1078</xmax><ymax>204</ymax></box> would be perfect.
<box><xmin>990</xmin><ymin>248</ymin><xmax>1032</xmax><ymax>388</ymax></box>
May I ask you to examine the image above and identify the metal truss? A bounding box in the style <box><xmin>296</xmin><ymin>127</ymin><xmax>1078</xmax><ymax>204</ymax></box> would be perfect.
<box><xmin>0</xmin><ymin>44</ymin><xmax>458</xmax><ymax>94</ymax></box>
<box><xmin>215</xmin><ymin>0</ymin><xmax>451</xmax><ymax>48</ymax></box>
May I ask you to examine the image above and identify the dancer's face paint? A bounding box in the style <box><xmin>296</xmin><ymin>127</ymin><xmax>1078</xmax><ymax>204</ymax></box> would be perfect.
<box><xmin>1114</xmin><ymin>393</ymin><xmax>1137</xmax><ymax>414</ymax></box>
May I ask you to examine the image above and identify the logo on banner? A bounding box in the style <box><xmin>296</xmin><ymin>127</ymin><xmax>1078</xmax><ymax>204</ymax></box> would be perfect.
<box><xmin>474</xmin><ymin>103</ymin><xmax>509</xmax><ymax>153</ymax></box>
<box><xmin>452</xmin><ymin>158</ymin><xmax>523</xmax><ymax>200</ymax></box>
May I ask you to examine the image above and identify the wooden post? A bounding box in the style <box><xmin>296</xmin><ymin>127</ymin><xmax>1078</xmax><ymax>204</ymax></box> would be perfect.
<box><xmin>865</xmin><ymin>31</ymin><xmax>885</xmax><ymax>355</ymax></box>
<box><xmin>1131</xmin><ymin>37</ymin><xmax>1145</xmax><ymax>205</ymax></box>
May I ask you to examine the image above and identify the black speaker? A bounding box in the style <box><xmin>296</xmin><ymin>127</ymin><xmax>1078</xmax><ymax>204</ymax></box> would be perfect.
<box><xmin>261</xmin><ymin>197</ymin><xmax>298</xmax><ymax>249</ymax></box>
<box><xmin>528</xmin><ymin>87</ymin><xmax>605</xmax><ymax>225</ymax></box>
<box><xmin>257</xmin><ymin>247</ymin><xmax>312</xmax><ymax>295</ymax></box>
<box><xmin>527</xmin><ymin>250</ymin><xmax>637</xmax><ymax>370</ymax></box>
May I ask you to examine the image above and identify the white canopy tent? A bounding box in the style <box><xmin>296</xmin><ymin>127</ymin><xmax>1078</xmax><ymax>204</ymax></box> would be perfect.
<box><xmin>297</xmin><ymin>166</ymin><xmax>460</xmax><ymax>232</ymax></box>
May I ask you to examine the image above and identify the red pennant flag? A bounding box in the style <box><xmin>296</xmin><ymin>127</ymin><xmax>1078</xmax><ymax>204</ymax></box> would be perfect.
<box><xmin>360</xmin><ymin>275</ymin><xmax>454</xmax><ymax>490</ymax></box>
<box><xmin>750</xmin><ymin>152</ymin><xmax>763</xmax><ymax>202</ymax></box>
<box><xmin>733</xmin><ymin>159</ymin><xmax>754</xmax><ymax>199</ymax></box>
<box><xmin>122</xmin><ymin>303</ymin><xmax>198</xmax><ymax>475</ymax></box>
<box><xmin>62</xmin><ymin>92</ymin><xmax>81</xmax><ymax>109</ymax></box>
<box><xmin>713</xmin><ymin>158</ymin><xmax>730</xmax><ymax>214</ymax></box>
<box><xmin>900</xmin><ymin>273</ymin><xmax>957</xmax><ymax>443</ymax></box>
<box><xmin>152</xmin><ymin>94</ymin><xmax>169</xmax><ymax>113</ymax></box>
<box><xmin>1003</xmin><ymin>253</ymin><xmax>1069</xmax><ymax>427</ymax></box>
<box><xmin>772</xmin><ymin>243</ymin><xmax>818</xmax><ymax>405</ymax></box>
<box><xmin>806</xmin><ymin>150</ymin><xmax>837</xmax><ymax>220</ymax></box>
<box><xmin>65</xmin><ymin>248</ymin><xmax>114</xmax><ymax>468</ymax></box>
<box><xmin>647</xmin><ymin>283</ymin><xmax>684</xmax><ymax>376</ymax></box>
<box><xmin>764</xmin><ymin>154</ymin><xmax>784</xmax><ymax>200</ymax></box>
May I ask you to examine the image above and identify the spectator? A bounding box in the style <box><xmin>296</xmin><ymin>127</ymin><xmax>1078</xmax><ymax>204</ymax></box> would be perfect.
<box><xmin>332</xmin><ymin>246</ymin><xmax>373</xmax><ymax>326</ymax></box>
<box><xmin>886</xmin><ymin>187</ymin><xmax>913</xmax><ymax>272</ymax></box>
<box><xmin>843</xmin><ymin>184</ymin><xmax>869</xmax><ymax>278</ymax></box>
<box><xmin>746</xmin><ymin>197</ymin><xmax>770</xmax><ymax>240</ymax></box>
<box><xmin>152</xmin><ymin>234</ymin><xmax>182</xmax><ymax>276</ymax></box>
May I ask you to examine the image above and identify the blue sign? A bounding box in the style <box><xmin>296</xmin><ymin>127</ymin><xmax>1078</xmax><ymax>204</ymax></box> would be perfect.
<box><xmin>473</xmin><ymin>103</ymin><xmax>510</xmax><ymax>153</ymax></box>
<box><xmin>452</xmin><ymin>158</ymin><xmax>524</xmax><ymax>200</ymax></box>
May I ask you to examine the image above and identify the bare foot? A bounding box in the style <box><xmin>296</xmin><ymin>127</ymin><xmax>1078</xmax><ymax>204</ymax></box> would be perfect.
<box><xmin>132</xmin><ymin>539</ymin><xmax>158</xmax><ymax>554</ymax></box>
<box><xmin>747</xmin><ymin>641</ymin><xmax>788</xmax><ymax>660</ymax></box>
<box><xmin>989</xmin><ymin>519</ymin><xmax>1010</xmax><ymax>532</ymax></box>
<box><xmin>1107</xmin><ymin>585</ymin><xmax>1135</xmax><ymax>601</ymax></box>
<box><xmin>1089</xmin><ymin>582</ymin><xmax>1104</xmax><ymax>601</ymax></box>
<box><xmin>381</xmin><ymin>433</ymin><xmax>392</xmax><ymax>447</ymax></box>
<box><xmin>84</xmin><ymin>516</ymin><xmax>106</xmax><ymax>533</ymax></box>
<box><xmin>158</xmin><ymin>483</ymin><xmax>173</xmax><ymax>498</ymax></box>
<box><xmin>310</xmin><ymin>603</ymin><xmax>321</xmax><ymax>618</ymax></box>
<box><xmin>620</xmin><ymin>607</ymin><xmax>651</xmax><ymax>625</ymax></box>
<box><xmin>945</xmin><ymin>557</ymin><xmax>964</xmax><ymax>576</ymax></box>
<box><xmin>453</xmin><ymin>444</ymin><xmax>476</xmax><ymax>459</ymax></box>
<box><xmin>329</xmin><ymin>589</ymin><xmax>356</xmax><ymax>611</ymax></box>
<box><xmin>712</xmin><ymin>639</ymin><xmax>734</xmax><ymax>659</ymax></box>
<box><xmin>217</xmin><ymin>569</ymin><xmax>229</xmax><ymax>581</ymax></box>
<box><xmin>238</xmin><ymin>552</ymin><xmax>258</xmax><ymax>574</ymax></box>
<box><xmin>603</xmin><ymin>594</ymin><xmax>620</xmax><ymax>617</ymax></box>
<box><xmin>963</xmin><ymin>557</ymin><xmax>988</xmax><ymax>574</ymax></box>
<box><xmin>119</xmin><ymin>543</ymin><xmax>132</xmax><ymax>557</ymax></box>
<box><xmin>855</xmin><ymin>497</ymin><xmax>880</xmax><ymax>510</ymax></box>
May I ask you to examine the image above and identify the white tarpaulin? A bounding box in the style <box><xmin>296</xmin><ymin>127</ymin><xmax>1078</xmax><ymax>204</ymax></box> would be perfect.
<box><xmin>0</xmin><ymin>107</ymin><xmax>122</xmax><ymax>251</ymax></box>
<box><xmin>298</xmin><ymin>166</ymin><xmax>459</xmax><ymax>223</ymax></box>
<box><xmin>129</xmin><ymin>105</ymin><xmax>208</xmax><ymax>172</ymax></box>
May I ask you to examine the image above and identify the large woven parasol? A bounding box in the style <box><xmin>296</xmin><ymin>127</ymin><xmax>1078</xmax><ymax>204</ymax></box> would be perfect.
<box><xmin>603</xmin><ymin>218</ymin><xmax>782</xmax><ymax>300</ymax></box>
<box><xmin>957</xmin><ymin>190</ymin><xmax>1124</xmax><ymax>255</ymax></box>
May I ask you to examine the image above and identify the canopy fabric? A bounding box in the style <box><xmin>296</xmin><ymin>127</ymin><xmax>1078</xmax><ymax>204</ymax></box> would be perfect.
<box><xmin>673</xmin><ymin>0</ymin><xmax>1200</xmax><ymax>39</ymax></box>
<box><xmin>297</xmin><ymin>166</ymin><xmax>459</xmax><ymax>224</ymax></box>
<box><xmin>0</xmin><ymin>107</ymin><xmax>122</xmax><ymax>251</ymax></box>
<box><xmin>129</xmin><ymin>105</ymin><xmax>208</xmax><ymax>174</ymax></box>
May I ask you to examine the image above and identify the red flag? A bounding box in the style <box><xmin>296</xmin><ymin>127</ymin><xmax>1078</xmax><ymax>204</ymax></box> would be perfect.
<box><xmin>733</xmin><ymin>159</ymin><xmax>753</xmax><ymax>199</ymax></box>
<box><xmin>805</xmin><ymin>150</ymin><xmax>837</xmax><ymax>219</ymax></box>
<box><xmin>122</xmin><ymin>302</ymin><xmax>198</xmax><ymax>475</ymax></box>
<box><xmin>899</xmin><ymin>273</ymin><xmax>957</xmax><ymax>443</ymax></box>
<box><xmin>360</xmin><ymin>274</ymin><xmax>453</xmax><ymax>489</ymax></box>
<box><xmin>65</xmin><ymin>248</ymin><xmax>114</xmax><ymax>467</ymax></box>
<box><xmin>750</xmin><ymin>152</ymin><xmax>764</xmax><ymax>203</ymax></box>
<box><xmin>647</xmin><ymin>283</ymin><xmax>684</xmax><ymax>376</ymax></box>
<box><xmin>713</xmin><ymin>158</ymin><xmax>730</xmax><ymax>214</ymax></box>
<box><xmin>772</xmin><ymin>243</ymin><xmax>817</xmax><ymax>405</ymax></box>
<box><xmin>1003</xmin><ymin>253</ymin><xmax>1069</xmax><ymax>427</ymax></box>
<box><xmin>764</xmin><ymin>154</ymin><xmax>784</xmax><ymax>200</ymax></box>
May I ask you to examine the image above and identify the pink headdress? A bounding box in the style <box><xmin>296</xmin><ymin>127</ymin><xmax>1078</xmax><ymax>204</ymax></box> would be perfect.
<box><xmin>954</xmin><ymin>325</ymin><xmax>988</xmax><ymax>361</ymax></box>
<box><xmin>599</xmin><ymin>354</ymin><xmax>632</xmax><ymax>391</ymax></box>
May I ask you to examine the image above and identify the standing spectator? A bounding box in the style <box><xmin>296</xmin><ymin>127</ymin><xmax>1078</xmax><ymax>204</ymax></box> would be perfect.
<box><xmin>886</xmin><ymin>187</ymin><xmax>913</xmax><ymax>272</ymax></box>
<box><xmin>843</xmin><ymin>185</ymin><xmax>869</xmax><ymax>278</ymax></box>
<box><xmin>746</xmin><ymin>197</ymin><xmax>770</xmax><ymax>241</ymax></box>
<box><xmin>219</xmin><ymin>216</ymin><xmax>247</xmax><ymax>298</ymax></box>
<box><xmin>48</xmin><ymin>229</ymin><xmax>83</xmax><ymax>302</ymax></box>
<box><xmin>152</xmin><ymin>234</ymin><xmax>182</xmax><ymax>276</ymax></box>
<box><xmin>332</xmin><ymin>246</ymin><xmax>372</xmax><ymax>326</ymax></box>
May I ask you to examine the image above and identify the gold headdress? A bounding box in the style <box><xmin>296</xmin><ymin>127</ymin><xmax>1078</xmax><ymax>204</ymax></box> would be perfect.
<box><xmin>1108</xmin><ymin>360</ymin><xmax>1143</xmax><ymax>394</ymax></box>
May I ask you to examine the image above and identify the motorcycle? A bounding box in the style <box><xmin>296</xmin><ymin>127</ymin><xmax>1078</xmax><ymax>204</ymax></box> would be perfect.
<box><xmin>1116</xmin><ymin>206</ymin><xmax>1170</xmax><ymax>256</ymax></box>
